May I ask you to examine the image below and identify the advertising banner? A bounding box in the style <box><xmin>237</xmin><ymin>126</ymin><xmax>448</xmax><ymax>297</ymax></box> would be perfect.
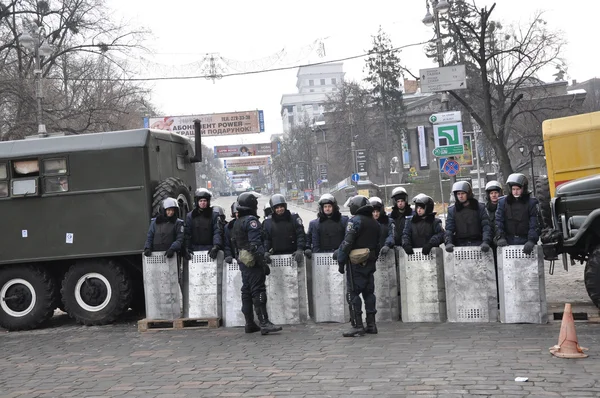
<box><xmin>223</xmin><ymin>156</ymin><xmax>270</xmax><ymax>168</ymax></box>
<box><xmin>147</xmin><ymin>110</ymin><xmax>265</xmax><ymax>137</ymax></box>
<box><xmin>417</xmin><ymin>126</ymin><xmax>429</xmax><ymax>168</ymax></box>
<box><xmin>455</xmin><ymin>133</ymin><xmax>474</xmax><ymax>167</ymax></box>
<box><xmin>214</xmin><ymin>143</ymin><xmax>274</xmax><ymax>158</ymax></box>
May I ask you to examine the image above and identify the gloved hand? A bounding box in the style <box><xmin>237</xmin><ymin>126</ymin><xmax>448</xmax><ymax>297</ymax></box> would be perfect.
<box><xmin>264</xmin><ymin>252</ymin><xmax>272</xmax><ymax>264</ymax></box>
<box><xmin>293</xmin><ymin>250</ymin><xmax>304</xmax><ymax>264</ymax></box>
<box><xmin>497</xmin><ymin>238</ymin><xmax>508</xmax><ymax>247</ymax></box>
<box><xmin>208</xmin><ymin>245</ymin><xmax>220</xmax><ymax>259</ymax></box>
<box><xmin>379</xmin><ymin>246</ymin><xmax>390</xmax><ymax>257</ymax></box>
<box><xmin>445</xmin><ymin>243</ymin><xmax>454</xmax><ymax>253</ymax></box>
<box><xmin>143</xmin><ymin>248</ymin><xmax>152</xmax><ymax>257</ymax></box>
<box><xmin>224</xmin><ymin>256</ymin><xmax>233</xmax><ymax>264</ymax></box>
<box><xmin>403</xmin><ymin>245</ymin><xmax>414</xmax><ymax>255</ymax></box>
<box><xmin>422</xmin><ymin>243</ymin><xmax>433</xmax><ymax>255</ymax></box>
<box><xmin>263</xmin><ymin>264</ymin><xmax>271</xmax><ymax>276</ymax></box>
<box><xmin>332</xmin><ymin>250</ymin><xmax>338</xmax><ymax>261</ymax></box>
<box><xmin>165</xmin><ymin>249</ymin><xmax>175</xmax><ymax>258</ymax></box>
<box><xmin>523</xmin><ymin>240</ymin><xmax>536</xmax><ymax>255</ymax></box>
<box><xmin>304</xmin><ymin>249</ymin><xmax>312</xmax><ymax>259</ymax></box>
<box><xmin>480</xmin><ymin>242</ymin><xmax>491</xmax><ymax>253</ymax></box>
<box><xmin>338</xmin><ymin>263</ymin><xmax>345</xmax><ymax>274</ymax></box>
<box><xmin>184</xmin><ymin>249</ymin><xmax>193</xmax><ymax>260</ymax></box>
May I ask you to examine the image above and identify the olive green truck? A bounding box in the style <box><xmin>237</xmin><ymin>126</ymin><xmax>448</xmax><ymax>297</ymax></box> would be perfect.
<box><xmin>0</xmin><ymin>127</ymin><xmax>202</xmax><ymax>331</ymax></box>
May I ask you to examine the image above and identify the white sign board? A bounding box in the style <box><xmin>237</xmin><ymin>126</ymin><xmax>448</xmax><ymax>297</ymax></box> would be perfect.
<box><xmin>420</xmin><ymin>65</ymin><xmax>467</xmax><ymax>93</ymax></box>
<box><xmin>429</xmin><ymin>111</ymin><xmax>462</xmax><ymax>125</ymax></box>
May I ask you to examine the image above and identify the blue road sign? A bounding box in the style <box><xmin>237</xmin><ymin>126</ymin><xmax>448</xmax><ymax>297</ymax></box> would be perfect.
<box><xmin>316</xmin><ymin>179</ymin><xmax>323</xmax><ymax>185</ymax></box>
<box><xmin>439</xmin><ymin>157</ymin><xmax>448</xmax><ymax>172</ymax></box>
<box><xmin>443</xmin><ymin>159</ymin><xmax>460</xmax><ymax>176</ymax></box>
<box><xmin>351</xmin><ymin>173</ymin><xmax>360</xmax><ymax>182</ymax></box>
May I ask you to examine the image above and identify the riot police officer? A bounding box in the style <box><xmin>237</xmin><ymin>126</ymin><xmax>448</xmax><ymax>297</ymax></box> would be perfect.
<box><xmin>308</xmin><ymin>194</ymin><xmax>349</xmax><ymax>255</ymax></box>
<box><xmin>485</xmin><ymin>181</ymin><xmax>503</xmax><ymax>240</ymax></box>
<box><xmin>231</xmin><ymin>192</ymin><xmax>282</xmax><ymax>335</ymax></box>
<box><xmin>213</xmin><ymin>205</ymin><xmax>227</xmax><ymax>247</ymax></box>
<box><xmin>223</xmin><ymin>202</ymin><xmax>238</xmax><ymax>265</ymax></box>
<box><xmin>495</xmin><ymin>173</ymin><xmax>540</xmax><ymax>254</ymax></box>
<box><xmin>445</xmin><ymin>181</ymin><xmax>492</xmax><ymax>252</ymax></box>
<box><xmin>335</xmin><ymin>195</ymin><xmax>381</xmax><ymax>337</ymax></box>
<box><xmin>389</xmin><ymin>187</ymin><xmax>413</xmax><ymax>246</ymax></box>
<box><xmin>369</xmin><ymin>197</ymin><xmax>394</xmax><ymax>257</ymax></box>
<box><xmin>184</xmin><ymin>188</ymin><xmax>223</xmax><ymax>259</ymax></box>
<box><xmin>144</xmin><ymin>197</ymin><xmax>184</xmax><ymax>258</ymax></box>
<box><xmin>263</xmin><ymin>202</ymin><xmax>272</xmax><ymax>219</ymax></box>
<box><xmin>402</xmin><ymin>194</ymin><xmax>444</xmax><ymax>255</ymax></box>
<box><xmin>263</xmin><ymin>194</ymin><xmax>306</xmax><ymax>265</ymax></box>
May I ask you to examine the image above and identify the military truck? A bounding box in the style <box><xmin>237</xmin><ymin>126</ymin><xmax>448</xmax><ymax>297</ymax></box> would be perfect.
<box><xmin>537</xmin><ymin>111</ymin><xmax>600</xmax><ymax>309</ymax></box>
<box><xmin>0</xmin><ymin>127</ymin><xmax>202</xmax><ymax>330</ymax></box>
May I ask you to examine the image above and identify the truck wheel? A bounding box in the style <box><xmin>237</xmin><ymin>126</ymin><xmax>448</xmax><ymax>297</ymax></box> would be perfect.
<box><xmin>61</xmin><ymin>260</ymin><xmax>132</xmax><ymax>325</ymax></box>
<box><xmin>536</xmin><ymin>176</ymin><xmax>553</xmax><ymax>229</ymax></box>
<box><xmin>585</xmin><ymin>247</ymin><xmax>600</xmax><ymax>309</ymax></box>
<box><xmin>0</xmin><ymin>266</ymin><xmax>56</xmax><ymax>331</ymax></box>
<box><xmin>152</xmin><ymin>177</ymin><xmax>192</xmax><ymax>218</ymax></box>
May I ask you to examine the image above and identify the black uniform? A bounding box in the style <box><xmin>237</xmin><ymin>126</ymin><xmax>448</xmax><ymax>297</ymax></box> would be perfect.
<box><xmin>263</xmin><ymin>210</ymin><xmax>306</xmax><ymax>255</ymax></box>
<box><xmin>144</xmin><ymin>214</ymin><xmax>184</xmax><ymax>255</ymax></box>
<box><xmin>337</xmin><ymin>207</ymin><xmax>381</xmax><ymax>322</ymax></box>
<box><xmin>390</xmin><ymin>206</ymin><xmax>413</xmax><ymax>246</ymax></box>
<box><xmin>445</xmin><ymin>198</ymin><xmax>492</xmax><ymax>247</ymax></box>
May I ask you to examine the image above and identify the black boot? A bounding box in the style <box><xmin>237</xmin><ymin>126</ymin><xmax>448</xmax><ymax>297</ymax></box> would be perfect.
<box><xmin>365</xmin><ymin>313</ymin><xmax>378</xmax><ymax>334</ymax></box>
<box><xmin>244</xmin><ymin>312</ymin><xmax>260</xmax><ymax>334</ymax></box>
<box><xmin>343</xmin><ymin>315</ymin><xmax>365</xmax><ymax>337</ymax></box>
<box><xmin>256</xmin><ymin>304</ymin><xmax>282</xmax><ymax>335</ymax></box>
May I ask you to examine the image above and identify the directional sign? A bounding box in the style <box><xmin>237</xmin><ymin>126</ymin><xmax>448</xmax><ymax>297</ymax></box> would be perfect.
<box><xmin>443</xmin><ymin>159</ymin><xmax>460</xmax><ymax>176</ymax></box>
<box><xmin>429</xmin><ymin>111</ymin><xmax>461</xmax><ymax>124</ymax></box>
<box><xmin>316</xmin><ymin>178</ymin><xmax>323</xmax><ymax>185</ymax></box>
<box><xmin>351</xmin><ymin>173</ymin><xmax>360</xmax><ymax>182</ymax></box>
<box><xmin>439</xmin><ymin>158</ymin><xmax>448</xmax><ymax>172</ymax></box>
<box><xmin>355</xmin><ymin>149</ymin><xmax>368</xmax><ymax>176</ymax></box>
<box><xmin>420</xmin><ymin>65</ymin><xmax>467</xmax><ymax>93</ymax></box>
<box><xmin>433</xmin><ymin>145</ymin><xmax>464</xmax><ymax>157</ymax></box>
<box><xmin>319</xmin><ymin>164</ymin><xmax>328</xmax><ymax>181</ymax></box>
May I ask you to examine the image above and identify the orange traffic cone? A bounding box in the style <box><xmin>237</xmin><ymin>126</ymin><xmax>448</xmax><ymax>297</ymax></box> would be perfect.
<box><xmin>549</xmin><ymin>303</ymin><xmax>588</xmax><ymax>358</ymax></box>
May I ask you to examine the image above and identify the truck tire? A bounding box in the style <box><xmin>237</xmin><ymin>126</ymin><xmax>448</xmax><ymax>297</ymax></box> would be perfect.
<box><xmin>61</xmin><ymin>260</ymin><xmax>132</xmax><ymax>325</ymax></box>
<box><xmin>0</xmin><ymin>266</ymin><xmax>56</xmax><ymax>331</ymax></box>
<box><xmin>585</xmin><ymin>247</ymin><xmax>600</xmax><ymax>309</ymax></box>
<box><xmin>152</xmin><ymin>177</ymin><xmax>192</xmax><ymax>219</ymax></box>
<box><xmin>536</xmin><ymin>176</ymin><xmax>553</xmax><ymax>229</ymax></box>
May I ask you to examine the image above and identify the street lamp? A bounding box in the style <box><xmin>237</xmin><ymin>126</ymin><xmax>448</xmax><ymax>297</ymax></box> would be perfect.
<box><xmin>422</xmin><ymin>0</ymin><xmax>451</xmax><ymax>107</ymax></box>
<box><xmin>518</xmin><ymin>144</ymin><xmax>545</xmax><ymax>196</ymax></box>
<box><xmin>20</xmin><ymin>25</ymin><xmax>53</xmax><ymax>138</ymax></box>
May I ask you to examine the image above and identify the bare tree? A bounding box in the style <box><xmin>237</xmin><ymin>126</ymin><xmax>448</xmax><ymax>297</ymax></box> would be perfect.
<box><xmin>0</xmin><ymin>0</ymin><xmax>149</xmax><ymax>140</ymax></box>
<box><xmin>439</xmin><ymin>2</ymin><xmax>566</xmax><ymax>180</ymax></box>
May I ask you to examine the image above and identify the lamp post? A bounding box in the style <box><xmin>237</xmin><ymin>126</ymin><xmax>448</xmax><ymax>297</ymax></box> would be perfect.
<box><xmin>19</xmin><ymin>25</ymin><xmax>53</xmax><ymax>138</ymax></box>
<box><xmin>423</xmin><ymin>0</ymin><xmax>451</xmax><ymax>109</ymax></box>
<box><xmin>518</xmin><ymin>144</ymin><xmax>545</xmax><ymax>196</ymax></box>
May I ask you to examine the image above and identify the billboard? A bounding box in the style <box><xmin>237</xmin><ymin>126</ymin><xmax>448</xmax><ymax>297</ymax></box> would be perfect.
<box><xmin>223</xmin><ymin>156</ymin><xmax>271</xmax><ymax>168</ymax></box>
<box><xmin>214</xmin><ymin>143</ymin><xmax>274</xmax><ymax>158</ymax></box>
<box><xmin>146</xmin><ymin>110</ymin><xmax>265</xmax><ymax>137</ymax></box>
<box><xmin>455</xmin><ymin>133</ymin><xmax>474</xmax><ymax>167</ymax></box>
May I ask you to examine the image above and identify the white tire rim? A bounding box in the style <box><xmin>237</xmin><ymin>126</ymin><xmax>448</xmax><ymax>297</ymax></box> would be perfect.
<box><xmin>1</xmin><ymin>278</ymin><xmax>36</xmax><ymax>317</ymax></box>
<box><xmin>74</xmin><ymin>273</ymin><xmax>112</xmax><ymax>312</ymax></box>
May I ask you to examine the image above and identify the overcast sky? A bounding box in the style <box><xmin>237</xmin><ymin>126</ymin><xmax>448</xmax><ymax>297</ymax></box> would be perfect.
<box><xmin>107</xmin><ymin>0</ymin><xmax>598</xmax><ymax>149</ymax></box>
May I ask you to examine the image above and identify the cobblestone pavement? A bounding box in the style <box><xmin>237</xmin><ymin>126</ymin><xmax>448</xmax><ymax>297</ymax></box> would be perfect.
<box><xmin>1</xmin><ymin>314</ymin><xmax>599</xmax><ymax>397</ymax></box>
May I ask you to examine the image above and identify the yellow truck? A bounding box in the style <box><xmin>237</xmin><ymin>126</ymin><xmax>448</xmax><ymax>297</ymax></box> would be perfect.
<box><xmin>539</xmin><ymin>111</ymin><xmax>600</xmax><ymax>308</ymax></box>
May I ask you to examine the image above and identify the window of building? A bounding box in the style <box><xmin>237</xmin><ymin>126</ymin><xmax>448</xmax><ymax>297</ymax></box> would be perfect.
<box><xmin>332</xmin><ymin>78</ymin><xmax>337</xmax><ymax>85</ymax></box>
<box><xmin>288</xmin><ymin>115</ymin><xmax>294</xmax><ymax>125</ymax></box>
<box><xmin>312</xmin><ymin>104</ymin><xmax>318</xmax><ymax>111</ymax></box>
<box><xmin>309</xmin><ymin>89</ymin><xmax>314</xmax><ymax>93</ymax></box>
<box><xmin>320</xmin><ymin>78</ymin><xmax>326</xmax><ymax>85</ymax></box>
<box><xmin>309</xmin><ymin>79</ymin><xmax>314</xmax><ymax>86</ymax></box>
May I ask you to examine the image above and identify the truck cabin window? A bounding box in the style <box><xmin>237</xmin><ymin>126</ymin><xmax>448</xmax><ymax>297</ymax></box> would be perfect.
<box><xmin>0</xmin><ymin>182</ymin><xmax>7</xmax><ymax>198</ymax></box>
<box><xmin>45</xmin><ymin>176</ymin><xmax>69</xmax><ymax>193</ymax></box>
<box><xmin>11</xmin><ymin>159</ymin><xmax>39</xmax><ymax>196</ymax></box>
<box><xmin>43</xmin><ymin>158</ymin><xmax>67</xmax><ymax>175</ymax></box>
<box><xmin>13</xmin><ymin>159</ymin><xmax>39</xmax><ymax>177</ymax></box>
<box><xmin>0</xmin><ymin>162</ymin><xmax>7</xmax><ymax>179</ymax></box>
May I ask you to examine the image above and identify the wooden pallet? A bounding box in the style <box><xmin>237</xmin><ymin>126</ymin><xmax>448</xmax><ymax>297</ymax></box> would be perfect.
<box><xmin>138</xmin><ymin>317</ymin><xmax>221</xmax><ymax>332</ymax></box>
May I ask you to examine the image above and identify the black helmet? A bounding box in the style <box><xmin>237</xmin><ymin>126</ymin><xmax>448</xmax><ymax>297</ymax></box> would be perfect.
<box><xmin>213</xmin><ymin>205</ymin><xmax>225</xmax><ymax>220</ymax></box>
<box><xmin>506</xmin><ymin>173</ymin><xmax>529</xmax><ymax>194</ymax></box>
<box><xmin>452</xmin><ymin>181</ymin><xmax>473</xmax><ymax>199</ymax></box>
<box><xmin>318</xmin><ymin>193</ymin><xmax>336</xmax><ymax>206</ymax></box>
<box><xmin>230</xmin><ymin>201</ymin><xmax>238</xmax><ymax>218</ymax></box>
<box><xmin>348</xmin><ymin>195</ymin><xmax>372</xmax><ymax>215</ymax></box>
<box><xmin>413</xmin><ymin>194</ymin><xmax>434</xmax><ymax>215</ymax></box>
<box><xmin>485</xmin><ymin>180</ymin><xmax>503</xmax><ymax>201</ymax></box>
<box><xmin>269</xmin><ymin>194</ymin><xmax>287</xmax><ymax>211</ymax></box>
<box><xmin>264</xmin><ymin>202</ymin><xmax>272</xmax><ymax>218</ymax></box>
<box><xmin>237</xmin><ymin>192</ymin><xmax>258</xmax><ymax>211</ymax></box>
<box><xmin>369</xmin><ymin>196</ymin><xmax>384</xmax><ymax>211</ymax></box>
<box><xmin>391</xmin><ymin>187</ymin><xmax>408</xmax><ymax>201</ymax></box>
<box><xmin>194</xmin><ymin>188</ymin><xmax>212</xmax><ymax>206</ymax></box>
